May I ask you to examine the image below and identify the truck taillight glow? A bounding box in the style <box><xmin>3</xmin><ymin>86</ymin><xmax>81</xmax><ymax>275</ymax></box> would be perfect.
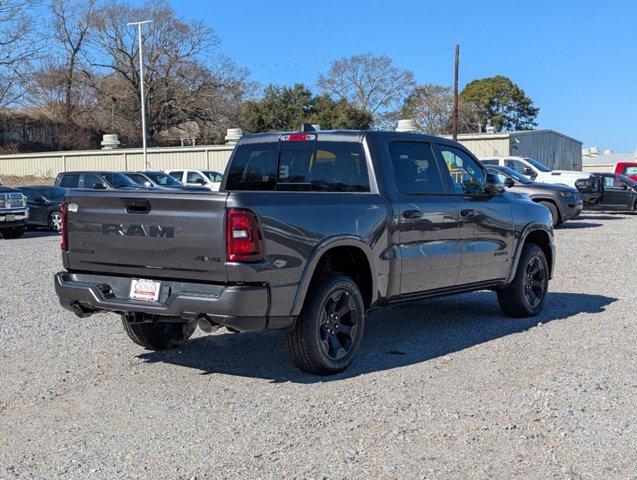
<box><xmin>279</xmin><ymin>133</ymin><xmax>316</xmax><ymax>142</ymax></box>
<box><xmin>226</xmin><ymin>208</ymin><xmax>263</xmax><ymax>262</ymax></box>
<box><xmin>60</xmin><ymin>202</ymin><xmax>68</xmax><ymax>251</ymax></box>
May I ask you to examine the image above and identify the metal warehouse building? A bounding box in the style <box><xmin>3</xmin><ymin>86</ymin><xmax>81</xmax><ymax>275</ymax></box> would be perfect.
<box><xmin>446</xmin><ymin>130</ymin><xmax>583</xmax><ymax>171</ymax></box>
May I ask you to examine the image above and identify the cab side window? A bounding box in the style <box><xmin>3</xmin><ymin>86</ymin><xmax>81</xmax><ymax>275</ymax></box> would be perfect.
<box><xmin>186</xmin><ymin>171</ymin><xmax>206</xmax><ymax>184</ymax></box>
<box><xmin>387</xmin><ymin>141</ymin><xmax>446</xmax><ymax>194</ymax></box>
<box><xmin>604</xmin><ymin>176</ymin><xmax>624</xmax><ymax>188</ymax></box>
<box><xmin>59</xmin><ymin>174</ymin><xmax>80</xmax><ymax>188</ymax></box>
<box><xmin>168</xmin><ymin>171</ymin><xmax>183</xmax><ymax>181</ymax></box>
<box><xmin>436</xmin><ymin>145</ymin><xmax>486</xmax><ymax>194</ymax></box>
<box><xmin>504</xmin><ymin>159</ymin><xmax>528</xmax><ymax>175</ymax></box>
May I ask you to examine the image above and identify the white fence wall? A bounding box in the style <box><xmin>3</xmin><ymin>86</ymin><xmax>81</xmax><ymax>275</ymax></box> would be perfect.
<box><xmin>0</xmin><ymin>145</ymin><xmax>235</xmax><ymax>177</ymax></box>
<box><xmin>582</xmin><ymin>163</ymin><xmax>614</xmax><ymax>173</ymax></box>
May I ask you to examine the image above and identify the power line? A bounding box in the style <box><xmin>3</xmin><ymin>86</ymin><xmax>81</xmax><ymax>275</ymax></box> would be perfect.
<box><xmin>249</xmin><ymin>47</ymin><xmax>454</xmax><ymax>68</ymax></box>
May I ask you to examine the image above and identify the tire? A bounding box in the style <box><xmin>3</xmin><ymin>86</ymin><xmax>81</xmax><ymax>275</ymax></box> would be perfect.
<box><xmin>497</xmin><ymin>243</ymin><xmax>549</xmax><ymax>318</ymax></box>
<box><xmin>1</xmin><ymin>227</ymin><xmax>25</xmax><ymax>239</ymax></box>
<box><xmin>48</xmin><ymin>211</ymin><xmax>63</xmax><ymax>232</ymax></box>
<box><xmin>121</xmin><ymin>313</ymin><xmax>196</xmax><ymax>350</ymax></box>
<box><xmin>539</xmin><ymin>201</ymin><xmax>561</xmax><ymax>227</ymax></box>
<box><xmin>286</xmin><ymin>275</ymin><xmax>365</xmax><ymax>375</ymax></box>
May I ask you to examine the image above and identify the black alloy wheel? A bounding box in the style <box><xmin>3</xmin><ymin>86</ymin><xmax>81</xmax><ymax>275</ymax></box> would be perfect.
<box><xmin>318</xmin><ymin>288</ymin><xmax>360</xmax><ymax>361</ymax></box>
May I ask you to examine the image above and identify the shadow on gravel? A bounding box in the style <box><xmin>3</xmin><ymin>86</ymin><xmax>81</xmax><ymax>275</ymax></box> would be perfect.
<box><xmin>23</xmin><ymin>230</ymin><xmax>60</xmax><ymax>239</ymax></box>
<box><xmin>138</xmin><ymin>291</ymin><xmax>617</xmax><ymax>383</ymax></box>
<box><xmin>577</xmin><ymin>213</ymin><xmax>632</xmax><ymax>220</ymax></box>
<box><xmin>558</xmin><ymin>221</ymin><xmax>604</xmax><ymax>229</ymax></box>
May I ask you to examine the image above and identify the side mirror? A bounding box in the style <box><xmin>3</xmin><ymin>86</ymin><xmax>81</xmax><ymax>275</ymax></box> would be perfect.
<box><xmin>524</xmin><ymin>167</ymin><xmax>536</xmax><ymax>177</ymax></box>
<box><xmin>504</xmin><ymin>178</ymin><xmax>515</xmax><ymax>188</ymax></box>
<box><xmin>621</xmin><ymin>183</ymin><xmax>629</xmax><ymax>190</ymax></box>
<box><xmin>484</xmin><ymin>173</ymin><xmax>505</xmax><ymax>194</ymax></box>
<box><xmin>93</xmin><ymin>182</ymin><xmax>107</xmax><ymax>190</ymax></box>
<box><xmin>143</xmin><ymin>181</ymin><xmax>153</xmax><ymax>188</ymax></box>
<box><xmin>195</xmin><ymin>178</ymin><xmax>206</xmax><ymax>185</ymax></box>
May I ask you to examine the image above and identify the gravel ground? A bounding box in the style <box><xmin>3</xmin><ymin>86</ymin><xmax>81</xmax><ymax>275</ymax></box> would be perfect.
<box><xmin>1</xmin><ymin>214</ymin><xmax>635</xmax><ymax>480</ymax></box>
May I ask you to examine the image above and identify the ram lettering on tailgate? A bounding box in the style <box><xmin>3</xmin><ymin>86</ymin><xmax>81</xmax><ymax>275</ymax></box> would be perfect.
<box><xmin>102</xmin><ymin>223</ymin><xmax>174</xmax><ymax>238</ymax></box>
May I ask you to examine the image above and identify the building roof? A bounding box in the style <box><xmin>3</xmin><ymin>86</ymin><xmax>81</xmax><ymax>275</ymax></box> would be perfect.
<box><xmin>582</xmin><ymin>152</ymin><xmax>636</xmax><ymax>165</ymax></box>
<box><xmin>451</xmin><ymin>129</ymin><xmax>582</xmax><ymax>145</ymax></box>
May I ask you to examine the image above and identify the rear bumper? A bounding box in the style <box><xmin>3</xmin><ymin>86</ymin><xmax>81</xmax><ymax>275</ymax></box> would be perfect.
<box><xmin>54</xmin><ymin>272</ymin><xmax>294</xmax><ymax>331</ymax></box>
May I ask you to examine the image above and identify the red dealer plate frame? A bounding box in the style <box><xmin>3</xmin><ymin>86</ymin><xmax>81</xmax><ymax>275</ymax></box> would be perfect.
<box><xmin>129</xmin><ymin>279</ymin><xmax>162</xmax><ymax>302</ymax></box>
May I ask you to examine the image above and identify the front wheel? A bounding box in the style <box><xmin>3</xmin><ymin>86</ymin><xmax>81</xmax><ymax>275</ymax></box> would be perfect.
<box><xmin>539</xmin><ymin>201</ymin><xmax>561</xmax><ymax>227</ymax></box>
<box><xmin>497</xmin><ymin>244</ymin><xmax>549</xmax><ymax>317</ymax></box>
<box><xmin>122</xmin><ymin>313</ymin><xmax>196</xmax><ymax>350</ymax></box>
<box><xmin>286</xmin><ymin>275</ymin><xmax>365</xmax><ymax>375</ymax></box>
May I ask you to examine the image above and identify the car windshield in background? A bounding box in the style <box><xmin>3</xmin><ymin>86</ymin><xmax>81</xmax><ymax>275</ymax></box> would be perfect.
<box><xmin>38</xmin><ymin>187</ymin><xmax>67</xmax><ymax>200</ymax></box>
<box><xmin>204</xmin><ymin>171</ymin><xmax>223</xmax><ymax>182</ymax></box>
<box><xmin>618</xmin><ymin>174</ymin><xmax>637</xmax><ymax>186</ymax></box>
<box><xmin>494</xmin><ymin>166</ymin><xmax>534</xmax><ymax>184</ymax></box>
<box><xmin>145</xmin><ymin>172</ymin><xmax>182</xmax><ymax>186</ymax></box>
<box><xmin>102</xmin><ymin>173</ymin><xmax>139</xmax><ymax>188</ymax></box>
<box><xmin>525</xmin><ymin>157</ymin><xmax>551</xmax><ymax>172</ymax></box>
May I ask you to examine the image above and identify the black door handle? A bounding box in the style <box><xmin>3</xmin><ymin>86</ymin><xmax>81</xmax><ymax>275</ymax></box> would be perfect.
<box><xmin>402</xmin><ymin>209</ymin><xmax>422</xmax><ymax>219</ymax></box>
<box><xmin>460</xmin><ymin>208</ymin><xmax>477</xmax><ymax>218</ymax></box>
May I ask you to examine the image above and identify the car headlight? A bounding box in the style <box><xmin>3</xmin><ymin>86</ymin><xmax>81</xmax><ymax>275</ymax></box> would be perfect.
<box><xmin>558</xmin><ymin>191</ymin><xmax>576</xmax><ymax>199</ymax></box>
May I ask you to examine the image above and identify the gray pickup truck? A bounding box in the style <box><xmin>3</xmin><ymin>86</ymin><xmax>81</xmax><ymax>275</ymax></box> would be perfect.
<box><xmin>0</xmin><ymin>179</ymin><xmax>29</xmax><ymax>239</ymax></box>
<box><xmin>54</xmin><ymin>129</ymin><xmax>555</xmax><ymax>374</ymax></box>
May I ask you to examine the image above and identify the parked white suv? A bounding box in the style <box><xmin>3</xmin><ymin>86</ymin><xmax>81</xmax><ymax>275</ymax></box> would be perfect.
<box><xmin>479</xmin><ymin>156</ymin><xmax>594</xmax><ymax>189</ymax></box>
<box><xmin>165</xmin><ymin>169</ymin><xmax>223</xmax><ymax>191</ymax></box>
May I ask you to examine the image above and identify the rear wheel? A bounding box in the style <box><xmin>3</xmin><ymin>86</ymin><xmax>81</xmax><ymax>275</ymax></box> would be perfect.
<box><xmin>286</xmin><ymin>275</ymin><xmax>365</xmax><ymax>375</ymax></box>
<box><xmin>122</xmin><ymin>313</ymin><xmax>196</xmax><ymax>350</ymax></box>
<box><xmin>539</xmin><ymin>201</ymin><xmax>561</xmax><ymax>227</ymax></box>
<box><xmin>48</xmin><ymin>211</ymin><xmax>62</xmax><ymax>232</ymax></box>
<box><xmin>497</xmin><ymin>243</ymin><xmax>549</xmax><ymax>317</ymax></box>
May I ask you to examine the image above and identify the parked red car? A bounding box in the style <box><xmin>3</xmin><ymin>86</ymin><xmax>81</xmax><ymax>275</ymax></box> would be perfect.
<box><xmin>614</xmin><ymin>162</ymin><xmax>637</xmax><ymax>181</ymax></box>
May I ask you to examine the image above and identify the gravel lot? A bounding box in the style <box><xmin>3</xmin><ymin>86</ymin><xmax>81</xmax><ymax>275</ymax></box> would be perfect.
<box><xmin>1</xmin><ymin>214</ymin><xmax>635</xmax><ymax>479</ymax></box>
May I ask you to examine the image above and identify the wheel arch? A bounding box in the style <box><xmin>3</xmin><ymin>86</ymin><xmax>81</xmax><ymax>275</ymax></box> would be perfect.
<box><xmin>533</xmin><ymin>197</ymin><xmax>562</xmax><ymax>221</ymax></box>
<box><xmin>290</xmin><ymin>237</ymin><xmax>377</xmax><ymax>316</ymax></box>
<box><xmin>505</xmin><ymin>224</ymin><xmax>555</xmax><ymax>284</ymax></box>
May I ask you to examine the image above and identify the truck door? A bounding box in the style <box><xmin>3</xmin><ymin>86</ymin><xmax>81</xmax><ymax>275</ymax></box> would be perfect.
<box><xmin>600</xmin><ymin>175</ymin><xmax>632</xmax><ymax>209</ymax></box>
<box><xmin>435</xmin><ymin>144</ymin><xmax>514</xmax><ymax>284</ymax></box>
<box><xmin>386</xmin><ymin>140</ymin><xmax>461</xmax><ymax>294</ymax></box>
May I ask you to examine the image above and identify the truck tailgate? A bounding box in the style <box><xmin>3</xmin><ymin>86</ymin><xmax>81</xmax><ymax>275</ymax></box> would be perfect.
<box><xmin>65</xmin><ymin>190</ymin><xmax>228</xmax><ymax>283</ymax></box>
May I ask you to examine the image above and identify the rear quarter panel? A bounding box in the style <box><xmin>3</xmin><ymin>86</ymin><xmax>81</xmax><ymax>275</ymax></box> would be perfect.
<box><xmin>226</xmin><ymin>192</ymin><xmax>390</xmax><ymax>316</ymax></box>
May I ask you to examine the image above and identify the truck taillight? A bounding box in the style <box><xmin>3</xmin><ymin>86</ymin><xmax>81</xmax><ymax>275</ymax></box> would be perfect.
<box><xmin>60</xmin><ymin>202</ymin><xmax>68</xmax><ymax>251</ymax></box>
<box><xmin>226</xmin><ymin>208</ymin><xmax>263</xmax><ymax>262</ymax></box>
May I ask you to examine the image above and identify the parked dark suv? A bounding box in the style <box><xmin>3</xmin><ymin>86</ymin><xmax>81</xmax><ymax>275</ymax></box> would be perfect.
<box><xmin>54</xmin><ymin>129</ymin><xmax>556</xmax><ymax>374</ymax></box>
<box><xmin>55</xmin><ymin>171</ymin><xmax>141</xmax><ymax>190</ymax></box>
<box><xmin>487</xmin><ymin>165</ymin><xmax>583</xmax><ymax>226</ymax></box>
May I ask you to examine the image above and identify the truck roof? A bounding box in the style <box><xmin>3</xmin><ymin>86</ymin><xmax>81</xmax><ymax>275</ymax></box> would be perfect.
<box><xmin>237</xmin><ymin>129</ymin><xmax>463</xmax><ymax>147</ymax></box>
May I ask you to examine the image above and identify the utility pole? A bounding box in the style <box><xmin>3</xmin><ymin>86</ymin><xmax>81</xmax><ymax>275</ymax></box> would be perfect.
<box><xmin>452</xmin><ymin>44</ymin><xmax>460</xmax><ymax>141</ymax></box>
<box><xmin>127</xmin><ymin>20</ymin><xmax>152</xmax><ymax>170</ymax></box>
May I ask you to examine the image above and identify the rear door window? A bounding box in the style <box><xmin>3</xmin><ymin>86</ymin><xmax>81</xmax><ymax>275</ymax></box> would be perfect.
<box><xmin>225</xmin><ymin>144</ymin><xmax>278</xmax><ymax>190</ymax></box>
<box><xmin>59</xmin><ymin>174</ymin><xmax>80</xmax><ymax>188</ymax></box>
<box><xmin>387</xmin><ymin>141</ymin><xmax>446</xmax><ymax>194</ymax></box>
<box><xmin>168</xmin><ymin>171</ymin><xmax>184</xmax><ymax>182</ymax></box>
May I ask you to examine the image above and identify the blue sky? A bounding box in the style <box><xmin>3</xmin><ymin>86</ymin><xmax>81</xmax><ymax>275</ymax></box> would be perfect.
<box><xmin>172</xmin><ymin>0</ymin><xmax>636</xmax><ymax>152</ymax></box>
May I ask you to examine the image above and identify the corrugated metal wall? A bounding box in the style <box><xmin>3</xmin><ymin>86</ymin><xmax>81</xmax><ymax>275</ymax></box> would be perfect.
<box><xmin>0</xmin><ymin>145</ymin><xmax>235</xmax><ymax>177</ymax></box>
<box><xmin>508</xmin><ymin>131</ymin><xmax>582</xmax><ymax>170</ymax></box>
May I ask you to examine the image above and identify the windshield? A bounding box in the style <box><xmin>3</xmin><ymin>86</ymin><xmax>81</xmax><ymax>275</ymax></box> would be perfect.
<box><xmin>145</xmin><ymin>172</ymin><xmax>182</xmax><ymax>186</ymax></box>
<box><xmin>101</xmin><ymin>172</ymin><xmax>139</xmax><ymax>188</ymax></box>
<box><xmin>524</xmin><ymin>157</ymin><xmax>551</xmax><ymax>173</ymax></box>
<box><xmin>619</xmin><ymin>174</ymin><xmax>637</xmax><ymax>187</ymax></box>
<box><xmin>204</xmin><ymin>171</ymin><xmax>223</xmax><ymax>182</ymax></box>
<box><xmin>491</xmin><ymin>166</ymin><xmax>534</xmax><ymax>184</ymax></box>
<box><xmin>38</xmin><ymin>187</ymin><xmax>67</xmax><ymax>201</ymax></box>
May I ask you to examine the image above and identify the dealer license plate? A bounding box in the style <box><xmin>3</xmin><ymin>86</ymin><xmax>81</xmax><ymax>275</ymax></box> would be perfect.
<box><xmin>129</xmin><ymin>279</ymin><xmax>162</xmax><ymax>302</ymax></box>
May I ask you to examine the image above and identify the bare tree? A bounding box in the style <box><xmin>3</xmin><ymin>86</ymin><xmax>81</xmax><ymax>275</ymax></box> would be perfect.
<box><xmin>0</xmin><ymin>0</ymin><xmax>39</xmax><ymax>106</ymax></box>
<box><xmin>317</xmin><ymin>53</ymin><xmax>415</xmax><ymax>123</ymax></box>
<box><xmin>50</xmin><ymin>0</ymin><xmax>100</xmax><ymax>124</ymax></box>
<box><xmin>85</xmin><ymin>0</ymin><xmax>250</xmax><ymax>144</ymax></box>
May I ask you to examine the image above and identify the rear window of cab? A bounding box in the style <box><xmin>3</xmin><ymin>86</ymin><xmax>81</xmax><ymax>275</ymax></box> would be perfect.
<box><xmin>225</xmin><ymin>141</ymin><xmax>370</xmax><ymax>192</ymax></box>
